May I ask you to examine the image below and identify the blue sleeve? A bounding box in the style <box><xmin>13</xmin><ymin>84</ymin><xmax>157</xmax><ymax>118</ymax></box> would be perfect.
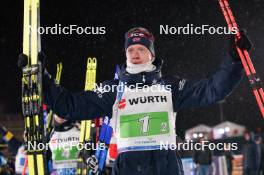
<box><xmin>43</xmin><ymin>73</ymin><xmax>116</xmax><ymax>121</ymax></box>
<box><xmin>174</xmin><ymin>54</ymin><xmax>244</xmax><ymax>110</ymax></box>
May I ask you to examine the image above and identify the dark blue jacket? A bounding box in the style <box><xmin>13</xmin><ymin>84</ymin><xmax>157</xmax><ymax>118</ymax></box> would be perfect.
<box><xmin>242</xmin><ymin>140</ymin><xmax>259</xmax><ymax>170</ymax></box>
<box><xmin>44</xmin><ymin>55</ymin><xmax>243</xmax><ymax>121</ymax></box>
<box><xmin>43</xmin><ymin>54</ymin><xmax>243</xmax><ymax>175</ymax></box>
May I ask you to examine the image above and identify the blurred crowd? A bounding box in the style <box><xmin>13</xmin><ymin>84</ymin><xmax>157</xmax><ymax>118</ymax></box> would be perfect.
<box><xmin>0</xmin><ymin>123</ymin><xmax>263</xmax><ymax>175</ymax></box>
<box><xmin>192</xmin><ymin>131</ymin><xmax>264</xmax><ymax>175</ymax></box>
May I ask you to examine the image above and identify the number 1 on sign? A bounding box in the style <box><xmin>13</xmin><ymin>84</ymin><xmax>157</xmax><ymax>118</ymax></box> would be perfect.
<box><xmin>138</xmin><ymin>115</ymin><xmax>150</xmax><ymax>133</ymax></box>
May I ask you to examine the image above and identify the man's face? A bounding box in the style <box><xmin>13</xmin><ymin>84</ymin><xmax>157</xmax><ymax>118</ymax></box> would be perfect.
<box><xmin>126</xmin><ymin>44</ymin><xmax>153</xmax><ymax>64</ymax></box>
<box><xmin>255</xmin><ymin>137</ymin><xmax>262</xmax><ymax>144</ymax></box>
<box><xmin>244</xmin><ymin>133</ymin><xmax>250</xmax><ymax>141</ymax></box>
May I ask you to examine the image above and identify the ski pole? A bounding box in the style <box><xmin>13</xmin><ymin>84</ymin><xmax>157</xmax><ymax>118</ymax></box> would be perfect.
<box><xmin>22</xmin><ymin>156</ymin><xmax>28</xmax><ymax>175</ymax></box>
<box><xmin>218</xmin><ymin>0</ymin><xmax>264</xmax><ymax>118</ymax></box>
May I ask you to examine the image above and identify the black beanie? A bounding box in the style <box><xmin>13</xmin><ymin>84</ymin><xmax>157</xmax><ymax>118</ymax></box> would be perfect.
<box><xmin>125</xmin><ymin>27</ymin><xmax>155</xmax><ymax>57</ymax></box>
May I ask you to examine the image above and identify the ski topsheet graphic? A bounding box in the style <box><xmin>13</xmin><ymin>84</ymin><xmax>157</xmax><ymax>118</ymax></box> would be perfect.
<box><xmin>77</xmin><ymin>57</ymin><xmax>97</xmax><ymax>175</ymax></box>
<box><xmin>218</xmin><ymin>0</ymin><xmax>264</xmax><ymax>118</ymax></box>
<box><xmin>22</xmin><ymin>0</ymin><xmax>47</xmax><ymax>174</ymax></box>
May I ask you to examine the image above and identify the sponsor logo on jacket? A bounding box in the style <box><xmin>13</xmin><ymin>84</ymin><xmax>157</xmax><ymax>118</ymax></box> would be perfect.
<box><xmin>118</xmin><ymin>96</ymin><xmax>168</xmax><ymax>109</ymax></box>
<box><xmin>50</xmin><ymin>137</ymin><xmax>79</xmax><ymax>144</ymax></box>
<box><xmin>128</xmin><ymin>95</ymin><xmax>167</xmax><ymax>105</ymax></box>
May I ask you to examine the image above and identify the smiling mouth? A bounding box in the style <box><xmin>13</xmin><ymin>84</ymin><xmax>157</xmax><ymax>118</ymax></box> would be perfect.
<box><xmin>132</xmin><ymin>57</ymin><xmax>140</xmax><ymax>60</ymax></box>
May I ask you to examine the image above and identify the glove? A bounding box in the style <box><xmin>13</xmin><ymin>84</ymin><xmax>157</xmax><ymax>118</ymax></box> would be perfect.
<box><xmin>17</xmin><ymin>54</ymin><xmax>28</xmax><ymax>68</ymax></box>
<box><xmin>86</xmin><ymin>155</ymin><xmax>99</xmax><ymax>173</ymax></box>
<box><xmin>229</xmin><ymin>30</ymin><xmax>253</xmax><ymax>61</ymax></box>
<box><xmin>18</xmin><ymin>52</ymin><xmax>46</xmax><ymax>70</ymax></box>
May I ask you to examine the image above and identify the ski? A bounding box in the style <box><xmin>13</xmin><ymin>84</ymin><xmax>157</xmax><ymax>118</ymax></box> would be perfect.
<box><xmin>55</xmin><ymin>62</ymin><xmax>63</xmax><ymax>84</ymax></box>
<box><xmin>88</xmin><ymin>116</ymin><xmax>113</xmax><ymax>175</ymax></box>
<box><xmin>87</xmin><ymin>65</ymin><xmax>120</xmax><ymax>175</ymax></box>
<box><xmin>44</xmin><ymin>62</ymin><xmax>63</xmax><ymax>138</ymax></box>
<box><xmin>77</xmin><ymin>57</ymin><xmax>97</xmax><ymax>175</ymax></box>
<box><xmin>22</xmin><ymin>0</ymin><xmax>47</xmax><ymax>174</ymax></box>
<box><xmin>218</xmin><ymin>0</ymin><xmax>264</xmax><ymax>118</ymax></box>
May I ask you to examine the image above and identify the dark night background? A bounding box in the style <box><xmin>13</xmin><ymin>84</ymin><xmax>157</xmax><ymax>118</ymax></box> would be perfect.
<box><xmin>0</xmin><ymin>0</ymin><xmax>263</xmax><ymax>137</ymax></box>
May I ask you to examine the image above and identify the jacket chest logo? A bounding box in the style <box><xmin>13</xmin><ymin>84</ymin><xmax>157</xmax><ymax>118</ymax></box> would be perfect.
<box><xmin>118</xmin><ymin>99</ymin><xmax>126</xmax><ymax>109</ymax></box>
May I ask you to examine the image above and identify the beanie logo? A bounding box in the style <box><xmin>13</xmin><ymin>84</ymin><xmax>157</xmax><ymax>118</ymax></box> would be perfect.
<box><xmin>132</xmin><ymin>37</ymin><xmax>141</xmax><ymax>42</ymax></box>
<box><xmin>128</xmin><ymin>32</ymin><xmax>145</xmax><ymax>38</ymax></box>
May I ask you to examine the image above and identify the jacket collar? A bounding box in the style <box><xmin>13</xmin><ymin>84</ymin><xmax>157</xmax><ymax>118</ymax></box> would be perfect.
<box><xmin>118</xmin><ymin>57</ymin><xmax>163</xmax><ymax>86</ymax></box>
